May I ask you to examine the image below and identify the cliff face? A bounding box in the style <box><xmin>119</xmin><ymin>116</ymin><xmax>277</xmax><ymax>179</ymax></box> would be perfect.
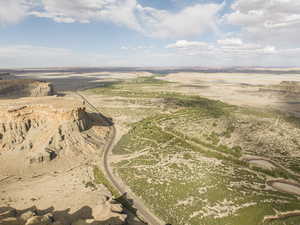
<box><xmin>0</xmin><ymin>97</ymin><xmax>106</xmax><ymax>164</ymax></box>
<box><xmin>0</xmin><ymin>75</ymin><xmax>126</xmax><ymax>225</ymax></box>
<box><xmin>0</xmin><ymin>79</ymin><xmax>54</xmax><ymax>98</ymax></box>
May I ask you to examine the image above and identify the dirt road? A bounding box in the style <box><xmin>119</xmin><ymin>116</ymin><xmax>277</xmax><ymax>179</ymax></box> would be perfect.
<box><xmin>75</xmin><ymin>91</ymin><xmax>165</xmax><ymax>225</ymax></box>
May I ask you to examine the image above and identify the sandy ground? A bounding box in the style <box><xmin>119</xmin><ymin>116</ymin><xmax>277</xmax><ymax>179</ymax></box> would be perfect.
<box><xmin>0</xmin><ymin>95</ymin><xmax>80</xmax><ymax>110</ymax></box>
<box><xmin>248</xmin><ymin>160</ymin><xmax>276</xmax><ymax>170</ymax></box>
<box><xmin>271</xmin><ymin>181</ymin><xmax>300</xmax><ymax>196</ymax></box>
<box><xmin>0</xmin><ymin>163</ymin><xmax>107</xmax><ymax>211</ymax></box>
<box><xmin>0</xmin><ymin>93</ymin><xmax>126</xmax><ymax>224</ymax></box>
<box><xmin>17</xmin><ymin>71</ymin><xmax>300</xmax><ymax>116</ymax></box>
<box><xmin>160</xmin><ymin>72</ymin><xmax>300</xmax><ymax>115</ymax></box>
<box><xmin>0</xmin><ymin>162</ymin><xmax>123</xmax><ymax>224</ymax></box>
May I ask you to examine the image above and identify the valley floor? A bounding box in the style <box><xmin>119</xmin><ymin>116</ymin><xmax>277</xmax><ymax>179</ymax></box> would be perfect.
<box><xmin>2</xmin><ymin>70</ymin><xmax>300</xmax><ymax>225</ymax></box>
<box><xmin>83</xmin><ymin>75</ymin><xmax>300</xmax><ymax>225</ymax></box>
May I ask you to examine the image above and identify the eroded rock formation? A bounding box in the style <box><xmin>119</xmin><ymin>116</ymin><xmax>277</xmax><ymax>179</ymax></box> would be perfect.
<box><xmin>0</xmin><ymin>97</ymin><xmax>107</xmax><ymax>165</ymax></box>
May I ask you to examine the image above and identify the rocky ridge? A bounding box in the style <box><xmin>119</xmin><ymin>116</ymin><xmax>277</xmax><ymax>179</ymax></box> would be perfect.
<box><xmin>0</xmin><ymin>96</ymin><xmax>108</xmax><ymax>165</ymax></box>
<box><xmin>0</xmin><ymin>95</ymin><xmax>126</xmax><ymax>225</ymax></box>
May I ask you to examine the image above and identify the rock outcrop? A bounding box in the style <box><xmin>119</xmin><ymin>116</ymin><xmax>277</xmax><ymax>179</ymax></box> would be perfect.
<box><xmin>0</xmin><ymin>79</ymin><xmax>54</xmax><ymax>98</ymax></box>
<box><xmin>0</xmin><ymin>81</ymin><xmax>123</xmax><ymax>225</ymax></box>
<box><xmin>0</xmin><ymin>97</ymin><xmax>107</xmax><ymax>165</ymax></box>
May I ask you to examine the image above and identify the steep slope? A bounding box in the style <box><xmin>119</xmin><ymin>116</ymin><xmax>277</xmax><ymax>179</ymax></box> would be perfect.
<box><xmin>0</xmin><ymin>96</ymin><xmax>109</xmax><ymax>167</ymax></box>
<box><xmin>0</xmin><ymin>95</ymin><xmax>128</xmax><ymax>225</ymax></box>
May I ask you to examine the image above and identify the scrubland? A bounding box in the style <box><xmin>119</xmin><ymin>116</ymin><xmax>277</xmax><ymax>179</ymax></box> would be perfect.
<box><xmin>86</xmin><ymin>75</ymin><xmax>300</xmax><ymax>225</ymax></box>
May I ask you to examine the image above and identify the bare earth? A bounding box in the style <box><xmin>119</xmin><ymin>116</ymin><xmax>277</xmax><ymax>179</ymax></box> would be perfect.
<box><xmin>0</xmin><ymin>93</ymin><xmax>125</xmax><ymax>224</ymax></box>
<box><xmin>159</xmin><ymin>72</ymin><xmax>300</xmax><ymax>115</ymax></box>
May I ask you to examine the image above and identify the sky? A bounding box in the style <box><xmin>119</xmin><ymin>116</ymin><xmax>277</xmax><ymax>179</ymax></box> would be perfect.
<box><xmin>0</xmin><ymin>0</ymin><xmax>299</xmax><ymax>68</ymax></box>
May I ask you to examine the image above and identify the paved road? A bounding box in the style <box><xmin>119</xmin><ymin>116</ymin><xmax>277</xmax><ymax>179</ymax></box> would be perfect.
<box><xmin>75</xmin><ymin>91</ymin><xmax>165</xmax><ymax>225</ymax></box>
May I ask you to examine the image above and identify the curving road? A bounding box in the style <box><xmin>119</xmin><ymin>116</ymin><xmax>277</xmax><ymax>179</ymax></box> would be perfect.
<box><xmin>75</xmin><ymin>91</ymin><xmax>165</xmax><ymax>225</ymax></box>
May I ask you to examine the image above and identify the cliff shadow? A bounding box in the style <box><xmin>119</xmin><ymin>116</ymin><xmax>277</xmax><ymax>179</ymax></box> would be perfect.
<box><xmin>87</xmin><ymin>112</ymin><xmax>114</xmax><ymax>127</ymax></box>
<box><xmin>114</xmin><ymin>194</ymin><xmax>172</xmax><ymax>225</ymax></box>
<box><xmin>114</xmin><ymin>193</ymin><xmax>151</xmax><ymax>225</ymax></box>
<box><xmin>16</xmin><ymin>72</ymin><xmax>122</xmax><ymax>93</ymax></box>
<box><xmin>0</xmin><ymin>205</ymin><xmax>126</xmax><ymax>225</ymax></box>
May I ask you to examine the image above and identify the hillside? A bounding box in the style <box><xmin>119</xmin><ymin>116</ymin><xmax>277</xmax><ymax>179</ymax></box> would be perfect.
<box><xmin>0</xmin><ymin>95</ymin><xmax>129</xmax><ymax>225</ymax></box>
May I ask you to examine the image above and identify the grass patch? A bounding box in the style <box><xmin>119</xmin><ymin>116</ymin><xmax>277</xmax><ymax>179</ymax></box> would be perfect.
<box><xmin>93</xmin><ymin>166</ymin><xmax>119</xmax><ymax>197</ymax></box>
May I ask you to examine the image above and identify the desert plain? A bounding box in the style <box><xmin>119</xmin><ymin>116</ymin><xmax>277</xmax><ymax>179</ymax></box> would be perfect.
<box><xmin>1</xmin><ymin>68</ymin><xmax>300</xmax><ymax>225</ymax></box>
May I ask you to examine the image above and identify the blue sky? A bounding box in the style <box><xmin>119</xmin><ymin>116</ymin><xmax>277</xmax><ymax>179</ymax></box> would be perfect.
<box><xmin>0</xmin><ymin>0</ymin><xmax>299</xmax><ymax>68</ymax></box>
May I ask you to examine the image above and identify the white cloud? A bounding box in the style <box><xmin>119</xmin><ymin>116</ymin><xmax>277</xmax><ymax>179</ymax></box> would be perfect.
<box><xmin>224</xmin><ymin>0</ymin><xmax>300</xmax><ymax>46</ymax></box>
<box><xmin>137</xmin><ymin>3</ymin><xmax>223</xmax><ymax>38</ymax></box>
<box><xmin>0</xmin><ymin>43</ymin><xmax>299</xmax><ymax>68</ymax></box>
<box><xmin>166</xmin><ymin>40</ymin><xmax>211</xmax><ymax>49</ymax></box>
<box><xmin>1</xmin><ymin>0</ymin><xmax>223</xmax><ymax>38</ymax></box>
<box><xmin>0</xmin><ymin>0</ymin><xmax>33</xmax><ymax>25</ymax></box>
<box><xmin>167</xmin><ymin>39</ymin><xmax>278</xmax><ymax>55</ymax></box>
<box><xmin>2</xmin><ymin>0</ymin><xmax>300</xmax><ymax>67</ymax></box>
<box><xmin>166</xmin><ymin>40</ymin><xmax>218</xmax><ymax>56</ymax></box>
<box><xmin>164</xmin><ymin>39</ymin><xmax>300</xmax><ymax>66</ymax></box>
<box><xmin>30</xmin><ymin>0</ymin><xmax>142</xmax><ymax>30</ymax></box>
<box><xmin>217</xmin><ymin>38</ymin><xmax>243</xmax><ymax>46</ymax></box>
<box><xmin>120</xmin><ymin>45</ymin><xmax>153</xmax><ymax>51</ymax></box>
<box><xmin>166</xmin><ymin>40</ymin><xmax>214</xmax><ymax>56</ymax></box>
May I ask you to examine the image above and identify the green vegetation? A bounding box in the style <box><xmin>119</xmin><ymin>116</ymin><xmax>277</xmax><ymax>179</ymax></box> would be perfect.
<box><xmin>130</xmin><ymin>76</ymin><xmax>171</xmax><ymax>84</ymax></box>
<box><xmin>93</xmin><ymin>166</ymin><xmax>119</xmax><ymax>197</ymax></box>
<box><xmin>94</xmin><ymin>166</ymin><xmax>144</xmax><ymax>220</ymax></box>
<box><xmin>89</xmin><ymin>76</ymin><xmax>300</xmax><ymax>225</ymax></box>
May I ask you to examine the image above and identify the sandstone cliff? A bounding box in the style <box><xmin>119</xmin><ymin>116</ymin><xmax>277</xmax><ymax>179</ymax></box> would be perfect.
<box><xmin>0</xmin><ymin>79</ymin><xmax>131</xmax><ymax>225</ymax></box>
<box><xmin>0</xmin><ymin>96</ymin><xmax>108</xmax><ymax>166</ymax></box>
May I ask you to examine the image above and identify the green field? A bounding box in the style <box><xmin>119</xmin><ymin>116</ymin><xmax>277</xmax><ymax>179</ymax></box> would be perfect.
<box><xmin>88</xmin><ymin>76</ymin><xmax>300</xmax><ymax>225</ymax></box>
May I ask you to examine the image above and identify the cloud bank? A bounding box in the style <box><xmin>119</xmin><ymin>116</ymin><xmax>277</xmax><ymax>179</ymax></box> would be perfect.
<box><xmin>0</xmin><ymin>0</ymin><xmax>33</xmax><ymax>25</ymax></box>
<box><xmin>0</xmin><ymin>0</ymin><xmax>300</xmax><ymax>67</ymax></box>
<box><xmin>224</xmin><ymin>0</ymin><xmax>300</xmax><ymax>45</ymax></box>
<box><xmin>0</xmin><ymin>0</ymin><xmax>222</xmax><ymax>39</ymax></box>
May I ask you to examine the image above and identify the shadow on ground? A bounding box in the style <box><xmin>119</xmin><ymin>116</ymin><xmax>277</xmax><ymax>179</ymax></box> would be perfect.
<box><xmin>0</xmin><ymin>205</ymin><xmax>126</xmax><ymax>225</ymax></box>
<box><xmin>87</xmin><ymin>112</ymin><xmax>113</xmax><ymax>127</ymax></box>
<box><xmin>16</xmin><ymin>72</ymin><xmax>121</xmax><ymax>92</ymax></box>
<box><xmin>114</xmin><ymin>193</ymin><xmax>171</xmax><ymax>225</ymax></box>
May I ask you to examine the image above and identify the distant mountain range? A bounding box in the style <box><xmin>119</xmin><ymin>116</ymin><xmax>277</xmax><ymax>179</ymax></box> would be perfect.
<box><xmin>1</xmin><ymin>67</ymin><xmax>300</xmax><ymax>75</ymax></box>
